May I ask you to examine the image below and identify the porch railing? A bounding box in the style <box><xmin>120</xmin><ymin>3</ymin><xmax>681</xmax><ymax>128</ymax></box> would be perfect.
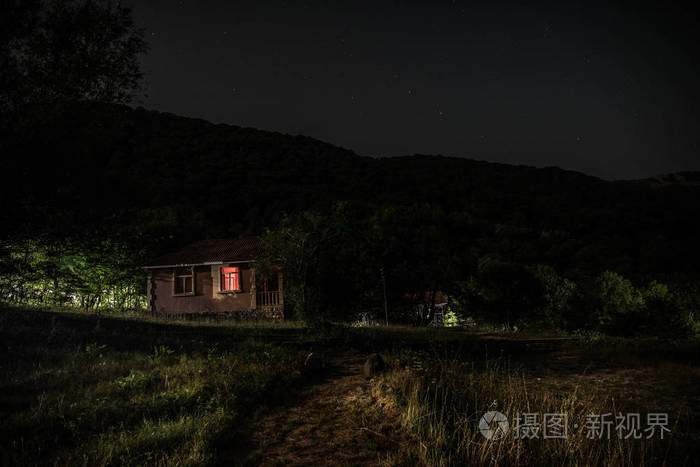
<box><xmin>256</xmin><ymin>291</ymin><xmax>282</xmax><ymax>308</ymax></box>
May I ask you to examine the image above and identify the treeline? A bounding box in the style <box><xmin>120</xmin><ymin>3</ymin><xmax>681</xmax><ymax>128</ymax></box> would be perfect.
<box><xmin>4</xmin><ymin>197</ymin><xmax>696</xmax><ymax>337</ymax></box>
<box><xmin>0</xmin><ymin>104</ymin><xmax>700</xmax><ymax>340</ymax></box>
<box><xmin>4</xmin><ymin>102</ymin><xmax>700</xmax><ymax>281</ymax></box>
<box><xmin>257</xmin><ymin>204</ymin><xmax>698</xmax><ymax>337</ymax></box>
<box><xmin>0</xmin><ymin>238</ymin><xmax>145</xmax><ymax>312</ymax></box>
<box><xmin>2</xmin><ymin>102</ymin><xmax>700</xmax><ymax>337</ymax></box>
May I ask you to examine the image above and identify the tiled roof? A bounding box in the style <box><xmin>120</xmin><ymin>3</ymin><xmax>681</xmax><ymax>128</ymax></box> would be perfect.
<box><xmin>403</xmin><ymin>291</ymin><xmax>448</xmax><ymax>304</ymax></box>
<box><xmin>144</xmin><ymin>237</ymin><xmax>267</xmax><ymax>267</ymax></box>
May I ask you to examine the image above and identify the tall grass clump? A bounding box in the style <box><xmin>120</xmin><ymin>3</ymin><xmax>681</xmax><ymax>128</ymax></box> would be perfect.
<box><xmin>381</xmin><ymin>353</ymin><xmax>688</xmax><ymax>466</ymax></box>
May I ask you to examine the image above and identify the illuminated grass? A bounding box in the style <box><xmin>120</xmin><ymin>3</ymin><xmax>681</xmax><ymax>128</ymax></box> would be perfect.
<box><xmin>0</xmin><ymin>307</ymin><xmax>305</xmax><ymax>465</ymax></box>
<box><xmin>377</xmin><ymin>350</ymin><xmax>697</xmax><ymax>466</ymax></box>
<box><xmin>2</xmin><ymin>306</ymin><xmax>697</xmax><ymax>465</ymax></box>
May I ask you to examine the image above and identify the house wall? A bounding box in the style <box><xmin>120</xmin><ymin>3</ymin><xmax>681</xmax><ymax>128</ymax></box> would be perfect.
<box><xmin>151</xmin><ymin>263</ymin><xmax>257</xmax><ymax>315</ymax></box>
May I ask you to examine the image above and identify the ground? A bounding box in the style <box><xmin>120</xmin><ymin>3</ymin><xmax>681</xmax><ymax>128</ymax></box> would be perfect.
<box><xmin>1</xmin><ymin>307</ymin><xmax>698</xmax><ymax>465</ymax></box>
<box><xmin>239</xmin><ymin>353</ymin><xmax>413</xmax><ymax>466</ymax></box>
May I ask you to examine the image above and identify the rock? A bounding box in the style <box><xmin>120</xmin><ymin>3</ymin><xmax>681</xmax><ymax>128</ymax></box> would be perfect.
<box><xmin>303</xmin><ymin>352</ymin><xmax>322</xmax><ymax>374</ymax></box>
<box><xmin>363</xmin><ymin>353</ymin><xmax>385</xmax><ymax>378</ymax></box>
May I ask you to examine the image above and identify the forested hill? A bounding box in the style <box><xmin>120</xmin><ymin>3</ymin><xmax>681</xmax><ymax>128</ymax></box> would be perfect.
<box><xmin>3</xmin><ymin>102</ymin><xmax>700</xmax><ymax>278</ymax></box>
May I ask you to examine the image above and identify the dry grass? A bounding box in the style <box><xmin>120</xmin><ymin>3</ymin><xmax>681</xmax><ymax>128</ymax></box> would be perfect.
<box><xmin>375</xmin><ymin>347</ymin><xmax>699</xmax><ymax>466</ymax></box>
<box><xmin>2</xmin><ymin>306</ymin><xmax>698</xmax><ymax>466</ymax></box>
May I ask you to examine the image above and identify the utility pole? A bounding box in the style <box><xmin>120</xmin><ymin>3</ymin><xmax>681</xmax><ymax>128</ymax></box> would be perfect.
<box><xmin>380</xmin><ymin>267</ymin><xmax>388</xmax><ymax>326</ymax></box>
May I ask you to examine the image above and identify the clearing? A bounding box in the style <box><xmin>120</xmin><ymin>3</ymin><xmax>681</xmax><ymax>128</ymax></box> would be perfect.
<box><xmin>1</xmin><ymin>308</ymin><xmax>699</xmax><ymax>465</ymax></box>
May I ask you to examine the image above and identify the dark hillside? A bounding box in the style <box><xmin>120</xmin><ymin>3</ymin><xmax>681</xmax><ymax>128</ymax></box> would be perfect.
<box><xmin>3</xmin><ymin>102</ymin><xmax>700</xmax><ymax>277</ymax></box>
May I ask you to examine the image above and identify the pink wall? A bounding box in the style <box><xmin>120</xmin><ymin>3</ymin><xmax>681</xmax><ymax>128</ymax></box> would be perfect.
<box><xmin>150</xmin><ymin>264</ymin><xmax>255</xmax><ymax>314</ymax></box>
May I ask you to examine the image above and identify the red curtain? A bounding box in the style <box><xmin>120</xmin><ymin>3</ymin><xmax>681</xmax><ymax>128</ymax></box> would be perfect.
<box><xmin>221</xmin><ymin>267</ymin><xmax>240</xmax><ymax>291</ymax></box>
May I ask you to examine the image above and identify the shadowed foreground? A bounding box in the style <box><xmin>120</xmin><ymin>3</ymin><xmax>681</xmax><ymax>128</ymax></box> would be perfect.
<box><xmin>237</xmin><ymin>353</ymin><xmax>414</xmax><ymax>466</ymax></box>
<box><xmin>1</xmin><ymin>307</ymin><xmax>699</xmax><ymax>465</ymax></box>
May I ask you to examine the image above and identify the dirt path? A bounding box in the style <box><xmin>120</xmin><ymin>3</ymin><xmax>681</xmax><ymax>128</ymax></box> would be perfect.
<box><xmin>241</xmin><ymin>353</ymin><xmax>412</xmax><ymax>466</ymax></box>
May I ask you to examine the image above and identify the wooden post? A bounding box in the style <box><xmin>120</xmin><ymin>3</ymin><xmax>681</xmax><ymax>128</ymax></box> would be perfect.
<box><xmin>211</xmin><ymin>264</ymin><xmax>221</xmax><ymax>297</ymax></box>
<box><xmin>250</xmin><ymin>267</ymin><xmax>257</xmax><ymax>310</ymax></box>
<box><xmin>278</xmin><ymin>272</ymin><xmax>284</xmax><ymax>306</ymax></box>
<box><xmin>146</xmin><ymin>270</ymin><xmax>154</xmax><ymax>313</ymax></box>
<box><xmin>380</xmin><ymin>268</ymin><xmax>388</xmax><ymax>326</ymax></box>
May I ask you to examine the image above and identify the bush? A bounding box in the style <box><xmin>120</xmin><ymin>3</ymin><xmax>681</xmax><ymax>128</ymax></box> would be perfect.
<box><xmin>580</xmin><ymin>273</ymin><xmax>695</xmax><ymax>338</ymax></box>
<box><xmin>640</xmin><ymin>281</ymin><xmax>695</xmax><ymax>338</ymax></box>
<box><xmin>531</xmin><ymin>265</ymin><xmax>577</xmax><ymax>329</ymax></box>
<box><xmin>589</xmin><ymin>271</ymin><xmax>644</xmax><ymax>335</ymax></box>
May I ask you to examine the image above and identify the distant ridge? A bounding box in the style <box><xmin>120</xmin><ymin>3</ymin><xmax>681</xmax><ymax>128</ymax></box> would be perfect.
<box><xmin>648</xmin><ymin>172</ymin><xmax>700</xmax><ymax>188</ymax></box>
<box><xmin>4</xmin><ymin>102</ymin><xmax>700</xmax><ymax>276</ymax></box>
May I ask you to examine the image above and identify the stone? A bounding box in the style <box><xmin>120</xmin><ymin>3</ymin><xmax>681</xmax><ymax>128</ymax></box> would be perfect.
<box><xmin>363</xmin><ymin>353</ymin><xmax>385</xmax><ymax>378</ymax></box>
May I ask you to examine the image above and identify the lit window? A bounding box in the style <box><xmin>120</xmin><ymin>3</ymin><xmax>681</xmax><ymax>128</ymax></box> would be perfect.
<box><xmin>174</xmin><ymin>269</ymin><xmax>194</xmax><ymax>295</ymax></box>
<box><xmin>221</xmin><ymin>267</ymin><xmax>240</xmax><ymax>291</ymax></box>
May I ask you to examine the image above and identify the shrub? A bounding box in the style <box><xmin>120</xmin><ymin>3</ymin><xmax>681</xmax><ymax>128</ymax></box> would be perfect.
<box><xmin>640</xmin><ymin>281</ymin><xmax>695</xmax><ymax>338</ymax></box>
<box><xmin>590</xmin><ymin>271</ymin><xmax>644</xmax><ymax>335</ymax></box>
<box><xmin>531</xmin><ymin>265</ymin><xmax>577</xmax><ymax>329</ymax></box>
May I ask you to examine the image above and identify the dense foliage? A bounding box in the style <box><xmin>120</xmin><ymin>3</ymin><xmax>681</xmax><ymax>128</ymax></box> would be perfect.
<box><xmin>1</xmin><ymin>0</ymin><xmax>146</xmax><ymax>112</ymax></box>
<box><xmin>2</xmin><ymin>100</ymin><xmax>699</xmax><ymax>335</ymax></box>
<box><xmin>2</xmin><ymin>3</ymin><xmax>698</xmax><ymax>335</ymax></box>
<box><xmin>257</xmin><ymin>207</ymin><xmax>697</xmax><ymax>336</ymax></box>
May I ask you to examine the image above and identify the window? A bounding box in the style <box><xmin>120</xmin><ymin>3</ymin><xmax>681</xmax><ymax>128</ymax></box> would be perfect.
<box><xmin>221</xmin><ymin>267</ymin><xmax>240</xmax><ymax>291</ymax></box>
<box><xmin>174</xmin><ymin>269</ymin><xmax>194</xmax><ymax>295</ymax></box>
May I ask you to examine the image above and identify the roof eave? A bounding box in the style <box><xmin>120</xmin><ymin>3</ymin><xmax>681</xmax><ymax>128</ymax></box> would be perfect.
<box><xmin>142</xmin><ymin>259</ymin><xmax>254</xmax><ymax>270</ymax></box>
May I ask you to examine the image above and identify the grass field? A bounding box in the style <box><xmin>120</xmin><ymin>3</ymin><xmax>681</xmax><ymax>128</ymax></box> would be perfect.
<box><xmin>0</xmin><ymin>307</ymin><xmax>310</xmax><ymax>465</ymax></box>
<box><xmin>1</xmin><ymin>306</ymin><xmax>698</xmax><ymax>466</ymax></box>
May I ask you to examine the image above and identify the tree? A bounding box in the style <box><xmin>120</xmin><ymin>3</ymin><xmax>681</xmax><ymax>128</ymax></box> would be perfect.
<box><xmin>0</xmin><ymin>1</ymin><xmax>149</xmax><ymax>304</ymax></box>
<box><xmin>591</xmin><ymin>270</ymin><xmax>644</xmax><ymax>334</ymax></box>
<box><xmin>1</xmin><ymin>0</ymin><xmax>147</xmax><ymax>113</ymax></box>
<box><xmin>532</xmin><ymin>264</ymin><xmax>577</xmax><ymax>329</ymax></box>
<box><xmin>640</xmin><ymin>281</ymin><xmax>695</xmax><ymax>337</ymax></box>
<box><xmin>367</xmin><ymin>204</ymin><xmax>475</xmax><ymax>325</ymax></box>
<box><xmin>260</xmin><ymin>209</ymin><xmax>350</xmax><ymax>325</ymax></box>
<box><xmin>475</xmin><ymin>258</ymin><xmax>545</xmax><ymax>329</ymax></box>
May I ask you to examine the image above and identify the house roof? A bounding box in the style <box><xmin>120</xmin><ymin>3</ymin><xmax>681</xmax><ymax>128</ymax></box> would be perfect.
<box><xmin>144</xmin><ymin>237</ymin><xmax>267</xmax><ymax>268</ymax></box>
<box><xmin>403</xmin><ymin>291</ymin><xmax>448</xmax><ymax>305</ymax></box>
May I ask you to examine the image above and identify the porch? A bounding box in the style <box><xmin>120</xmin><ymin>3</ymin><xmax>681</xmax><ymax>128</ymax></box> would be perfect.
<box><xmin>251</xmin><ymin>270</ymin><xmax>284</xmax><ymax>318</ymax></box>
<box><xmin>256</xmin><ymin>290</ymin><xmax>283</xmax><ymax>310</ymax></box>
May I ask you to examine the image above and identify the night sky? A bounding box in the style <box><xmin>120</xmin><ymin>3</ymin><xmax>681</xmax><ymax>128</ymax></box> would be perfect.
<box><xmin>132</xmin><ymin>0</ymin><xmax>700</xmax><ymax>180</ymax></box>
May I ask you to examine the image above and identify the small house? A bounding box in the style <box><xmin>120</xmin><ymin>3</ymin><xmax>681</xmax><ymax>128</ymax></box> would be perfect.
<box><xmin>143</xmin><ymin>238</ymin><xmax>283</xmax><ymax>319</ymax></box>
